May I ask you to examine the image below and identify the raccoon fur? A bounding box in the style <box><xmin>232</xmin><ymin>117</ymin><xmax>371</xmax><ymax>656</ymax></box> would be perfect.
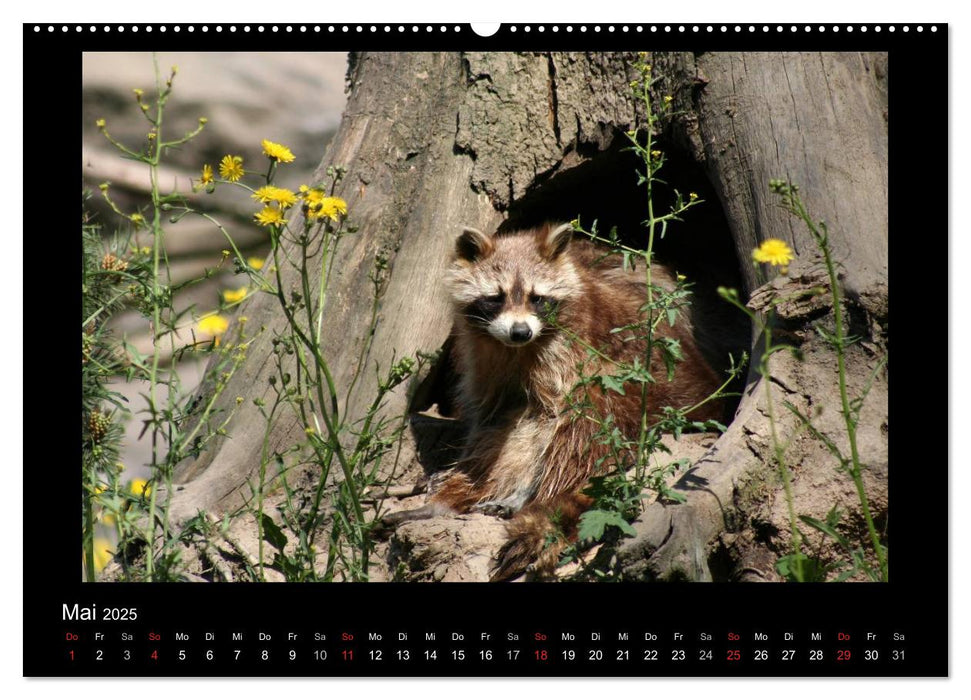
<box><xmin>388</xmin><ymin>222</ymin><xmax>731</xmax><ymax>581</ymax></box>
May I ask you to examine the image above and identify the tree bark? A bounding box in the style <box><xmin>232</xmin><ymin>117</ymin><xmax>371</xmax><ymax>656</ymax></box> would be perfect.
<box><xmin>655</xmin><ymin>52</ymin><xmax>888</xmax><ymax>311</ymax></box>
<box><xmin>165</xmin><ymin>51</ymin><xmax>888</xmax><ymax>583</ymax></box>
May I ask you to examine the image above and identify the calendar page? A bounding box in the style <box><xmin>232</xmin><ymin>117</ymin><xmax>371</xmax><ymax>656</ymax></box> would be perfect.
<box><xmin>24</xmin><ymin>21</ymin><xmax>947</xmax><ymax>677</ymax></box>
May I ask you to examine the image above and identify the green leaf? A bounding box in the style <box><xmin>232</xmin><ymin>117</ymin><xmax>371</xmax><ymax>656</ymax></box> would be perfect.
<box><xmin>775</xmin><ymin>553</ymin><xmax>807</xmax><ymax>581</ymax></box>
<box><xmin>658</xmin><ymin>486</ymin><xmax>687</xmax><ymax>504</ymax></box>
<box><xmin>799</xmin><ymin>514</ymin><xmax>849</xmax><ymax>548</ymax></box>
<box><xmin>824</xmin><ymin>505</ymin><xmax>842</xmax><ymax>530</ymax></box>
<box><xmin>600</xmin><ymin>374</ymin><xmax>627</xmax><ymax>395</ymax></box>
<box><xmin>577</xmin><ymin>510</ymin><xmax>608</xmax><ymax>541</ymax></box>
<box><xmin>614</xmin><ymin>516</ymin><xmax>637</xmax><ymax>537</ymax></box>
<box><xmin>776</xmin><ymin>552</ymin><xmax>831</xmax><ymax>582</ymax></box>
<box><xmin>577</xmin><ymin>509</ymin><xmax>636</xmax><ymax>542</ymax></box>
<box><xmin>260</xmin><ymin>513</ymin><xmax>288</xmax><ymax>552</ymax></box>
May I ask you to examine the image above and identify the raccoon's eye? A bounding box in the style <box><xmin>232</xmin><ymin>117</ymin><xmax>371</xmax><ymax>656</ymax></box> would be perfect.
<box><xmin>529</xmin><ymin>294</ymin><xmax>551</xmax><ymax>308</ymax></box>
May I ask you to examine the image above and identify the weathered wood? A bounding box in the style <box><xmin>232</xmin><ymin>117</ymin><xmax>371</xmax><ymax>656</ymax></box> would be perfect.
<box><xmin>657</xmin><ymin>52</ymin><xmax>888</xmax><ymax>309</ymax></box>
<box><xmin>456</xmin><ymin>52</ymin><xmax>638</xmax><ymax>207</ymax></box>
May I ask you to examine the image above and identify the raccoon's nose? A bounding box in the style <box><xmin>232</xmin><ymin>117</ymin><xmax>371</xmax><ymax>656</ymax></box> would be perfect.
<box><xmin>509</xmin><ymin>322</ymin><xmax>533</xmax><ymax>344</ymax></box>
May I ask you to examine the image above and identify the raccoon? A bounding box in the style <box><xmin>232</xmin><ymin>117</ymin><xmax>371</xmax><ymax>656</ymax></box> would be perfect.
<box><xmin>389</xmin><ymin>222</ymin><xmax>729</xmax><ymax>580</ymax></box>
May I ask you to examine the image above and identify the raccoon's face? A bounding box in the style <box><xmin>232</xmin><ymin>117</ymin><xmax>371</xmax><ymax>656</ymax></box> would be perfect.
<box><xmin>448</xmin><ymin>223</ymin><xmax>582</xmax><ymax>347</ymax></box>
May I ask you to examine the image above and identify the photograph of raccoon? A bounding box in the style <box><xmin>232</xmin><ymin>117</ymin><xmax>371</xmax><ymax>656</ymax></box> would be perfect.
<box><xmin>83</xmin><ymin>50</ymin><xmax>888</xmax><ymax>585</ymax></box>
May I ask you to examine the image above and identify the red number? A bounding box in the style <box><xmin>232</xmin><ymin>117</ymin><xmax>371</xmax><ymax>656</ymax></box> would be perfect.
<box><xmin>727</xmin><ymin>649</ymin><xmax>741</xmax><ymax>661</ymax></box>
<box><xmin>535</xmin><ymin>649</ymin><xmax>548</xmax><ymax>661</ymax></box>
<box><xmin>150</xmin><ymin>649</ymin><xmax>158</xmax><ymax>661</ymax></box>
<box><xmin>837</xmin><ymin>649</ymin><xmax>851</xmax><ymax>662</ymax></box>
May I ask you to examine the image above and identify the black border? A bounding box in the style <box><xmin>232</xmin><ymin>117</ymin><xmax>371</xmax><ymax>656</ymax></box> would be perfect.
<box><xmin>26</xmin><ymin>23</ymin><xmax>948</xmax><ymax>677</ymax></box>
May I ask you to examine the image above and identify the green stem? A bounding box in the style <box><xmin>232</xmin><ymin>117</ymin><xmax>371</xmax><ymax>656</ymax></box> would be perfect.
<box><xmin>760</xmin><ymin>326</ymin><xmax>803</xmax><ymax>578</ymax></box>
<box><xmin>82</xmin><ymin>462</ymin><xmax>96</xmax><ymax>581</ymax></box>
<box><xmin>636</xmin><ymin>80</ymin><xmax>658</xmax><ymax>483</ymax></box>
<box><xmin>256</xmin><ymin>394</ymin><xmax>283</xmax><ymax>581</ymax></box>
<box><xmin>143</xmin><ymin>53</ymin><xmax>167</xmax><ymax>581</ymax></box>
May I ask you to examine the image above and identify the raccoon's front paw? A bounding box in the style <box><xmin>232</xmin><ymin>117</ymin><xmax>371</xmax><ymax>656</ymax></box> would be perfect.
<box><xmin>371</xmin><ymin>514</ymin><xmax>398</xmax><ymax>541</ymax></box>
<box><xmin>471</xmin><ymin>501</ymin><xmax>514</xmax><ymax>519</ymax></box>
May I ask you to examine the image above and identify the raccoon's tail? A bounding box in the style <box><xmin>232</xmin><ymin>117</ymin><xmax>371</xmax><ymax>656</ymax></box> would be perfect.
<box><xmin>490</xmin><ymin>491</ymin><xmax>593</xmax><ymax>582</ymax></box>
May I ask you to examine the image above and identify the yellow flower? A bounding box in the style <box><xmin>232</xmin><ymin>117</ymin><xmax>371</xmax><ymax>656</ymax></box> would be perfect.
<box><xmin>752</xmin><ymin>238</ymin><xmax>795</xmax><ymax>267</ymax></box>
<box><xmin>251</xmin><ymin>186</ymin><xmax>297</xmax><ymax>209</ymax></box>
<box><xmin>663</xmin><ymin>95</ymin><xmax>673</xmax><ymax>103</ymax></box>
<box><xmin>219</xmin><ymin>155</ymin><xmax>244</xmax><ymax>182</ymax></box>
<box><xmin>96</xmin><ymin>118</ymin><xmax>106</xmax><ymax>129</ymax></box>
<box><xmin>261</xmin><ymin>139</ymin><xmax>295</xmax><ymax>163</ymax></box>
<box><xmin>132</xmin><ymin>88</ymin><xmax>144</xmax><ymax>98</ymax></box>
<box><xmin>247</xmin><ymin>256</ymin><xmax>265</xmax><ymax>270</ymax></box>
<box><xmin>302</xmin><ymin>187</ymin><xmax>324</xmax><ymax>206</ymax></box>
<box><xmin>651</xmin><ymin>150</ymin><xmax>662</xmax><ymax>158</ymax></box>
<box><xmin>303</xmin><ymin>188</ymin><xmax>347</xmax><ymax>222</ymax></box>
<box><xmin>689</xmin><ymin>192</ymin><xmax>699</xmax><ymax>200</ymax></box>
<box><xmin>129</xmin><ymin>478</ymin><xmax>151</xmax><ymax>498</ymax></box>
<box><xmin>200</xmin><ymin>163</ymin><xmax>214</xmax><ymax>186</ymax></box>
<box><xmin>92</xmin><ymin>538</ymin><xmax>114</xmax><ymax>573</ymax></box>
<box><xmin>316</xmin><ymin>197</ymin><xmax>348</xmax><ymax>222</ymax></box>
<box><xmin>129</xmin><ymin>213</ymin><xmax>145</xmax><ymax>227</ymax></box>
<box><xmin>222</xmin><ymin>287</ymin><xmax>248</xmax><ymax>304</ymax></box>
<box><xmin>254</xmin><ymin>205</ymin><xmax>287</xmax><ymax>227</ymax></box>
<box><xmin>197</xmin><ymin>314</ymin><xmax>230</xmax><ymax>337</ymax></box>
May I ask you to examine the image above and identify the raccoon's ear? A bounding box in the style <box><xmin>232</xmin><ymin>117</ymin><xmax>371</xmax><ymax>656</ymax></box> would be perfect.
<box><xmin>456</xmin><ymin>227</ymin><xmax>494</xmax><ymax>262</ymax></box>
<box><xmin>541</xmin><ymin>223</ymin><xmax>574</xmax><ymax>260</ymax></box>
